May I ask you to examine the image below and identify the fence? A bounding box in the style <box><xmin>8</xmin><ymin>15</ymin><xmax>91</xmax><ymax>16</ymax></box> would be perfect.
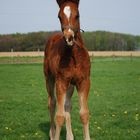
<box><xmin>0</xmin><ymin>51</ymin><xmax>140</xmax><ymax>64</ymax></box>
<box><xmin>0</xmin><ymin>51</ymin><xmax>140</xmax><ymax>57</ymax></box>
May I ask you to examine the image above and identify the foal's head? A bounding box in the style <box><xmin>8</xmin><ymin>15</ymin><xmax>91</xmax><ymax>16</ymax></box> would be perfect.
<box><xmin>57</xmin><ymin>0</ymin><xmax>80</xmax><ymax>46</ymax></box>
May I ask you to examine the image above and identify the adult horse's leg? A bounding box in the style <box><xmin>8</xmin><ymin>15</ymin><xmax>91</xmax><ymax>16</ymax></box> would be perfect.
<box><xmin>46</xmin><ymin>76</ymin><xmax>56</xmax><ymax>140</ymax></box>
<box><xmin>65</xmin><ymin>85</ymin><xmax>74</xmax><ymax>140</ymax></box>
<box><xmin>54</xmin><ymin>79</ymin><xmax>67</xmax><ymax>140</ymax></box>
<box><xmin>77</xmin><ymin>79</ymin><xmax>90</xmax><ymax>140</ymax></box>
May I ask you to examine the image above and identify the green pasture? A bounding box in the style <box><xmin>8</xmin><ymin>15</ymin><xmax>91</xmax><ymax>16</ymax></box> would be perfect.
<box><xmin>0</xmin><ymin>57</ymin><xmax>140</xmax><ymax>140</ymax></box>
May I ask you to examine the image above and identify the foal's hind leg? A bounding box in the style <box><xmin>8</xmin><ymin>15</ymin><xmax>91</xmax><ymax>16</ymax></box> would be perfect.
<box><xmin>65</xmin><ymin>85</ymin><xmax>74</xmax><ymax>140</ymax></box>
<box><xmin>46</xmin><ymin>77</ymin><xmax>56</xmax><ymax>140</ymax></box>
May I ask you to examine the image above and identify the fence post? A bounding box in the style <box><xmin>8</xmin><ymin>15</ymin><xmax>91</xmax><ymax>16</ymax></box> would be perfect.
<box><xmin>112</xmin><ymin>53</ymin><xmax>115</xmax><ymax>61</ymax></box>
<box><xmin>92</xmin><ymin>53</ymin><xmax>94</xmax><ymax>63</ymax></box>
<box><xmin>11</xmin><ymin>48</ymin><xmax>14</xmax><ymax>64</ymax></box>
<box><xmin>130</xmin><ymin>52</ymin><xmax>133</xmax><ymax>61</ymax></box>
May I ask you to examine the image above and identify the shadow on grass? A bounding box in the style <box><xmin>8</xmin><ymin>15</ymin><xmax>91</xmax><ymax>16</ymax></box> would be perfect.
<box><xmin>39</xmin><ymin>122</ymin><xmax>66</xmax><ymax>140</ymax></box>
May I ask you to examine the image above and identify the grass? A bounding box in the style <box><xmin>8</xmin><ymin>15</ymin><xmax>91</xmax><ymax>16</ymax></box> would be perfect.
<box><xmin>0</xmin><ymin>57</ymin><xmax>140</xmax><ymax>140</ymax></box>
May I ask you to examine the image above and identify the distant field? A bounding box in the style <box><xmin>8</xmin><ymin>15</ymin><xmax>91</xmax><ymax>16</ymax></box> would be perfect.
<box><xmin>0</xmin><ymin>58</ymin><xmax>140</xmax><ymax>140</ymax></box>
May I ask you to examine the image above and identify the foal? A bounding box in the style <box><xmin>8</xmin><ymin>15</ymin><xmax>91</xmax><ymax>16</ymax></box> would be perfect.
<box><xmin>44</xmin><ymin>0</ymin><xmax>91</xmax><ymax>140</ymax></box>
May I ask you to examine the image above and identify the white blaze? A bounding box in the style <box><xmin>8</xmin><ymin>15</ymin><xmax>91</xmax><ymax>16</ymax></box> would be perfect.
<box><xmin>63</xmin><ymin>6</ymin><xmax>71</xmax><ymax>20</ymax></box>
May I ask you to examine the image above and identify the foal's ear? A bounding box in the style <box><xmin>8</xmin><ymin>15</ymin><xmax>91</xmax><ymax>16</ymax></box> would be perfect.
<box><xmin>56</xmin><ymin>0</ymin><xmax>80</xmax><ymax>7</ymax></box>
<box><xmin>56</xmin><ymin>0</ymin><xmax>65</xmax><ymax>7</ymax></box>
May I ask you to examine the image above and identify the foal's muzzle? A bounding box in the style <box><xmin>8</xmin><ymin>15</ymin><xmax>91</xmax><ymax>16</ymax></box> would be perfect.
<box><xmin>63</xmin><ymin>28</ymin><xmax>75</xmax><ymax>46</ymax></box>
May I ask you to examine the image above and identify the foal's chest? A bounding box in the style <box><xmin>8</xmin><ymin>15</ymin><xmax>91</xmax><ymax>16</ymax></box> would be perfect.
<box><xmin>58</xmin><ymin>52</ymin><xmax>90</xmax><ymax>82</ymax></box>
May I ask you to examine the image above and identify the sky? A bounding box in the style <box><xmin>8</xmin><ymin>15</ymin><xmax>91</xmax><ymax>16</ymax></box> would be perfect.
<box><xmin>0</xmin><ymin>0</ymin><xmax>140</xmax><ymax>35</ymax></box>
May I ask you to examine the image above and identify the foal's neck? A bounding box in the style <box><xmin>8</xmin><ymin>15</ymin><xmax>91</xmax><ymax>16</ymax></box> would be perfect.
<box><xmin>74</xmin><ymin>30</ymin><xmax>84</xmax><ymax>48</ymax></box>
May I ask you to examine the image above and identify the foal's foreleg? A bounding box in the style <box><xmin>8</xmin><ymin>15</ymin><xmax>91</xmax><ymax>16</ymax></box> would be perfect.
<box><xmin>65</xmin><ymin>85</ymin><xmax>74</xmax><ymax>140</ymax></box>
<box><xmin>77</xmin><ymin>79</ymin><xmax>90</xmax><ymax>140</ymax></box>
<box><xmin>54</xmin><ymin>80</ymin><xmax>67</xmax><ymax>140</ymax></box>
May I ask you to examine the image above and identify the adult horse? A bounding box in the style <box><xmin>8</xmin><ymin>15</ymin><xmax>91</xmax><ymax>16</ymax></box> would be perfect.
<box><xmin>44</xmin><ymin>0</ymin><xmax>91</xmax><ymax>140</ymax></box>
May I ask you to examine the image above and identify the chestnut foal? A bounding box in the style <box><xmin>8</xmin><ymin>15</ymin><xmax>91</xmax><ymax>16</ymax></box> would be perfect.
<box><xmin>44</xmin><ymin>0</ymin><xmax>91</xmax><ymax>140</ymax></box>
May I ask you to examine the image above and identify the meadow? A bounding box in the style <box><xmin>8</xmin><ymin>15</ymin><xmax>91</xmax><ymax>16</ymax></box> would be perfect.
<box><xmin>0</xmin><ymin>57</ymin><xmax>140</xmax><ymax>140</ymax></box>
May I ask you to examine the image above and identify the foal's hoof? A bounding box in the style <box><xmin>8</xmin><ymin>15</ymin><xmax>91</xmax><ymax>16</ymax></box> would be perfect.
<box><xmin>49</xmin><ymin>129</ymin><xmax>55</xmax><ymax>140</ymax></box>
<box><xmin>66</xmin><ymin>134</ymin><xmax>74</xmax><ymax>140</ymax></box>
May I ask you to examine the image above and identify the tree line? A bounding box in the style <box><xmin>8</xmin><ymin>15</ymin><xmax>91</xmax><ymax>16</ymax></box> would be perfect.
<box><xmin>0</xmin><ymin>31</ymin><xmax>140</xmax><ymax>52</ymax></box>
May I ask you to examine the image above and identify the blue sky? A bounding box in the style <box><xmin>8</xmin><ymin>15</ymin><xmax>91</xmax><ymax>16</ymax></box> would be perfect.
<box><xmin>0</xmin><ymin>0</ymin><xmax>140</xmax><ymax>35</ymax></box>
